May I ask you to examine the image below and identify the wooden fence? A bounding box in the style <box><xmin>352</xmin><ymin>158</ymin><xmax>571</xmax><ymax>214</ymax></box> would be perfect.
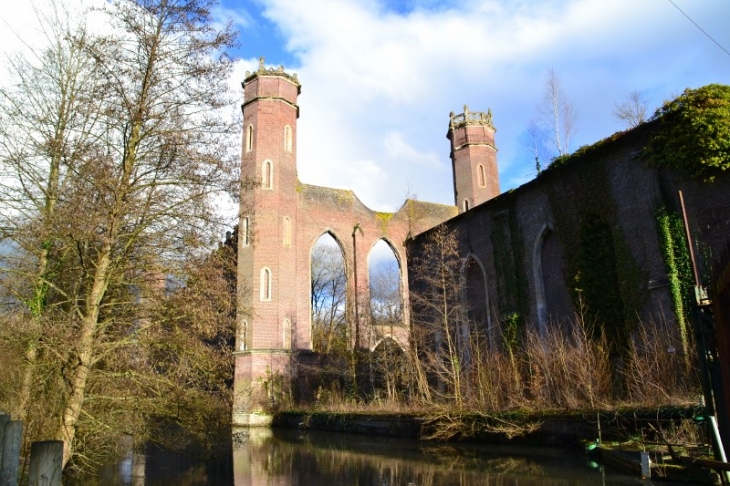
<box><xmin>0</xmin><ymin>413</ymin><xmax>62</xmax><ymax>486</ymax></box>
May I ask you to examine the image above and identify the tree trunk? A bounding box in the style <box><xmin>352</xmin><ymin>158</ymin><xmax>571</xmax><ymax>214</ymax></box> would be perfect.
<box><xmin>58</xmin><ymin>250</ymin><xmax>111</xmax><ymax>467</ymax></box>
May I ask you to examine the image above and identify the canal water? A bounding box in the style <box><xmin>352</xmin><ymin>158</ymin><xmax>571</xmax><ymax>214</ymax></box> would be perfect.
<box><xmin>75</xmin><ymin>428</ymin><xmax>689</xmax><ymax>485</ymax></box>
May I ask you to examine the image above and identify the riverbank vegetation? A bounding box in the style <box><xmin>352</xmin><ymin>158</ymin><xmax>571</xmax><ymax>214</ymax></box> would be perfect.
<box><xmin>0</xmin><ymin>0</ymin><xmax>239</xmax><ymax>472</ymax></box>
<box><xmin>295</xmin><ymin>315</ymin><xmax>697</xmax><ymax>415</ymax></box>
<box><xmin>291</xmin><ymin>225</ymin><xmax>700</xmax><ymax>439</ymax></box>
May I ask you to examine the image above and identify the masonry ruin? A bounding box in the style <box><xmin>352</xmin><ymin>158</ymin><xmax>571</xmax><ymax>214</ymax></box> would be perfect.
<box><xmin>233</xmin><ymin>60</ymin><xmax>730</xmax><ymax>425</ymax></box>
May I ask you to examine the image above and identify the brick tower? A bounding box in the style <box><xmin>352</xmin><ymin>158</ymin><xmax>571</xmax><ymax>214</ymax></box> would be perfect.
<box><xmin>234</xmin><ymin>58</ymin><xmax>300</xmax><ymax>425</ymax></box>
<box><xmin>447</xmin><ymin>106</ymin><xmax>499</xmax><ymax>213</ymax></box>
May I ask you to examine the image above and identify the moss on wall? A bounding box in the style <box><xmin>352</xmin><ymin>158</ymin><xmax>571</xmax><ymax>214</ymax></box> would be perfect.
<box><xmin>490</xmin><ymin>201</ymin><xmax>529</xmax><ymax>329</ymax></box>
<box><xmin>544</xmin><ymin>155</ymin><xmax>645</xmax><ymax>354</ymax></box>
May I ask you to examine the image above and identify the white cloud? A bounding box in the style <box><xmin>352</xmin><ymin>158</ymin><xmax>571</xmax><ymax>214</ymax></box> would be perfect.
<box><xmin>5</xmin><ymin>0</ymin><xmax>729</xmax><ymax>213</ymax></box>
<box><xmin>240</xmin><ymin>0</ymin><xmax>730</xmax><ymax>211</ymax></box>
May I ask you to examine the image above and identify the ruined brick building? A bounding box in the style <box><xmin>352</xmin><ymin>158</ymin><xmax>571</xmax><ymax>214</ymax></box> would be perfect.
<box><xmin>234</xmin><ymin>60</ymin><xmax>730</xmax><ymax>425</ymax></box>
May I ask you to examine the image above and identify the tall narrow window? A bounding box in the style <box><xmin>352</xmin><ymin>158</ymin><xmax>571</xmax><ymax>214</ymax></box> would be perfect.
<box><xmin>284</xmin><ymin>125</ymin><xmax>292</xmax><ymax>153</ymax></box>
<box><xmin>242</xmin><ymin>217</ymin><xmax>250</xmax><ymax>247</ymax></box>
<box><xmin>463</xmin><ymin>199</ymin><xmax>470</xmax><ymax>211</ymax></box>
<box><xmin>260</xmin><ymin>267</ymin><xmax>272</xmax><ymax>301</ymax></box>
<box><xmin>283</xmin><ymin>216</ymin><xmax>291</xmax><ymax>247</ymax></box>
<box><xmin>283</xmin><ymin>319</ymin><xmax>292</xmax><ymax>349</ymax></box>
<box><xmin>478</xmin><ymin>164</ymin><xmax>486</xmax><ymax>187</ymax></box>
<box><xmin>262</xmin><ymin>160</ymin><xmax>273</xmax><ymax>189</ymax></box>
<box><xmin>246</xmin><ymin>124</ymin><xmax>254</xmax><ymax>152</ymax></box>
<box><xmin>240</xmin><ymin>320</ymin><xmax>248</xmax><ymax>350</ymax></box>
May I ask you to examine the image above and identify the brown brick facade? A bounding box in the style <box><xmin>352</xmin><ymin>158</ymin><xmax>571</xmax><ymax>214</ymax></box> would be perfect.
<box><xmin>234</xmin><ymin>61</ymin><xmax>730</xmax><ymax>425</ymax></box>
<box><xmin>234</xmin><ymin>62</ymin><xmax>468</xmax><ymax>423</ymax></box>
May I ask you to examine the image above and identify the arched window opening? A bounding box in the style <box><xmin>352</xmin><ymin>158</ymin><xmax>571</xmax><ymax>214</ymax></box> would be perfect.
<box><xmin>478</xmin><ymin>164</ymin><xmax>486</xmax><ymax>187</ymax></box>
<box><xmin>311</xmin><ymin>233</ymin><xmax>347</xmax><ymax>353</ymax></box>
<box><xmin>463</xmin><ymin>199</ymin><xmax>470</xmax><ymax>212</ymax></box>
<box><xmin>371</xmin><ymin>338</ymin><xmax>408</xmax><ymax>402</ymax></box>
<box><xmin>240</xmin><ymin>320</ymin><xmax>248</xmax><ymax>350</ymax></box>
<box><xmin>246</xmin><ymin>124</ymin><xmax>254</xmax><ymax>152</ymax></box>
<box><xmin>284</xmin><ymin>125</ymin><xmax>292</xmax><ymax>153</ymax></box>
<box><xmin>283</xmin><ymin>319</ymin><xmax>292</xmax><ymax>349</ymax></box>
<box><xmin>535</xmin><ymin>227</ymin><xmax>573</xmax><ymax>334</ymax></box>
<box><xmin>262</xmin><ymin>160</ymin><xmax>273</xmax><ymax>189</ymax></box>
<box><xmin>368</xmin><ymin>239</ymin><xmax>402</xmax><ymax>329</ymax></box>
<box><xmin>465</xmin><ymin>257</ymin><xmax>489</xmax><ymax>340</ymax></box>
<box><xmin>242</xmin><ymin>216</ymin><xmax>250</xmax><ymax>247</ymax></box>
<box><xmin>283</xmin><ymin>216</ymin><xmax>291</xmax><ymax>247</ymax></box>
<box><xmin>260</xmin><ymin>267</ymin><xmax>272</xmax><ymax>301</ymax></box>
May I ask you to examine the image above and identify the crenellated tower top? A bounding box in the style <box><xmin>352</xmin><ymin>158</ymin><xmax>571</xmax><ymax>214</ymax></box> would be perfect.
<box><xmin>244</xmin><ymin>57</ymin><xmax>301</xmax><ymax>86</ymax></box>
<box><xmin>449</xmin><ymin>105</ymin><xmax>495</xmax><ymax>131</ymax></box>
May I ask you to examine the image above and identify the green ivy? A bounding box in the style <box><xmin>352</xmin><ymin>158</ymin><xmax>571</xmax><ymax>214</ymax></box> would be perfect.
<box><xmin>643</xmin><ymin>84</ymin><xmax>730</xmax><ymax>181</ymax></box>
<box><xmin>545</xmin><ymin>157</ymin><xmax>645</xmax><ymax>355</ymax></box>
<box><xmin>655</xmin><ymin>205</ymin><xmax>693</xmax><ymax>354</ymax></box>
<box><xmin>575</xmin><ymin>214</ymin><xmax>626</xmax><ymax>349</ymax></box>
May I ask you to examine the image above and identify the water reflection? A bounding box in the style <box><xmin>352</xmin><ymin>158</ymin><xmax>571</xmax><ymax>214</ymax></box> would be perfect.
<box><xmin>70</xmin><ymin>428</ymin><xmax>685</xmax><ymax>484</ymax></box>
<box><xmin>233</xmin><ymin>428</ymin><xmax>658</xmax><ymax>486</ymax></box>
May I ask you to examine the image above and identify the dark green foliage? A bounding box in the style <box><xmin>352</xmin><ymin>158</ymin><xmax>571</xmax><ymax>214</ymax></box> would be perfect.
<box><xmin>644</xmin><ymin>84</ymin><xmax>730</xmax><ymax>181</ymax></box>
<box><xmin>575</xmin><ymin>214</ymin><xmax>626</xmax><ymax>353</ymax></box>
<box><xmin>545</xmin><ymin>155</ymin><xmax>645</xmax><ymax>354</ymax></box>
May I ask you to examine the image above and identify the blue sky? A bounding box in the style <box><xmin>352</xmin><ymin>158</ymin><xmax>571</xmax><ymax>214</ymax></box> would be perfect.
<box><xmin>2</xmin><ymin>0</ymin><xmax>729</xmax><ymax>214</ymax></box>
<box><xmin>219</xmin><ymin>0</ymin><xmax>730</xmax><ymax>212</ymax></box>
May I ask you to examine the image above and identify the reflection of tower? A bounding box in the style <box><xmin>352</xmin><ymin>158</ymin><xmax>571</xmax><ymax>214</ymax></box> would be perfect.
<box><xmin>234</xmin><ymin>58</ymin><xmax>300</xmax><ymax>425</ymax></box>
<box><xmin>447</xmin><ymin>106</ymin><xmax>500</xmax><ymax>213</ymax></box>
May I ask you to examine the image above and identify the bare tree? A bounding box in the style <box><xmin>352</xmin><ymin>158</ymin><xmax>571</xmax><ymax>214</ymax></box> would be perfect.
<box><xmin>537</xmin><ymin>68</ymin><xmax>577</xmax><ymax>160</ymax></box>
<box><xmin>612</xmin><ymin>90</ymin><xmax>648</xmax><ymax>128</ymax></box>
<box><xmin>0</xmin><ymin>0</ymin><xmax>238</xmax><ymax>468</ymax></box>
<box><xmin>409</xmin><ymin>225</ymin><xmax>469</xmax><ymax>409</ymax></box>
<box><xmin>521</xmin><ymin>119</ymin><xmax>550</xmax><ymax>174</ymax></box>
<box><xmin>311</xmin><ymin>243</ymin><xmax>348</xmax><ymax>353</ymax></box>
<box><xmin>0</xmin><ymin>2</ymin><xmax>105</xmax><ymax>424</ymax></box>
<box><xmin>369</xmin><ymin>261</ymin><xmax>402</xmax><ymax>328</ymax></box>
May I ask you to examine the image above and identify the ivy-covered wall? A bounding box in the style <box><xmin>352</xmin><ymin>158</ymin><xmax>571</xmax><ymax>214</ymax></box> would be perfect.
<box><xmin>407</xmin><ymin>85</ymin><xmax>730</xmax><ymax>357</ymax></box>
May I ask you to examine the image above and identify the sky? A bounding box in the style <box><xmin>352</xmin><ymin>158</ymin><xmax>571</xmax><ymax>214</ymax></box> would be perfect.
<box><xmin>1</xmin><ymin>0</ymin><xmax>729</xmax><ymax>215</ymax></box>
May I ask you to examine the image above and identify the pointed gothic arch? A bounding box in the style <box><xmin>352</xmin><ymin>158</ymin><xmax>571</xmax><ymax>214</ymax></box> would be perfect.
<box><xmin>463</xmin><ymin>254</ymin><xmax>491</xmax><ymax>340</ymax></box>
<box><xmin>533</xmin><ymin>223</ymin><xmax>573</xmax><ymax>336</ymax></box>
<box><xmin>310</xmin><ymin>231</ymin><xmax>348</xmax><ymax>353</ymax></box>
<box><xmin>368</xmin><ymin>238</ymin><xmax>404</xmax><ymax>329</ymax></box>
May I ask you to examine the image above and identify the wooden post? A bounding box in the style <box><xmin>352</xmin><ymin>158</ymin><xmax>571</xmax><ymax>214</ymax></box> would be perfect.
<box><xmin>0</xmin><ymin>420</ymin><xmax>23</xmax><ymax>486</ymax></box>
<box><xmin>29</xmin><ymin>441</ymin><xmax>63</xmax><ymax>486</ymax></box>
<box><xmin>0</xmin><ymin>414</ymin><xmax>8</xmax><ymax>468</ymax></box>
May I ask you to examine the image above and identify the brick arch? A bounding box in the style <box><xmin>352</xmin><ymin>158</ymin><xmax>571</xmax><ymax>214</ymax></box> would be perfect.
<box><xmin>366</xmin><ymin>236</ymin><xmax>403</xmax><ymax>270</ymax></box>
<box><xmin>308</xmin><ymin>231</ymin><xmax>349</xmax><ymax>352</ymax></box>
<box><xmin>462</xmin><ymin>253</ymin><xmax>492</xmax><ymax>347</ymax></box>
<box><xmin>308</xmin><ymin>230</ymin><xmax>348</xmax><ymax>263</ymax></box>
<box><xmin>370</xmin><ymin>335</ymin><xmax>406</xmax><ymax>353</ymax></box>
<box><xmin>533</xmin><ymin>223</ymin><xmax>573</xmax><ymax>336</ymax></box>
<box><xmin>366</xmin><ymin>238</ymin><xmax>408</xmax><ymax>349</ymax></box>
<box><xmin>533</xmin><ymin>223</ymin><xmax>552</xmax><ymax>336</ymax></box>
